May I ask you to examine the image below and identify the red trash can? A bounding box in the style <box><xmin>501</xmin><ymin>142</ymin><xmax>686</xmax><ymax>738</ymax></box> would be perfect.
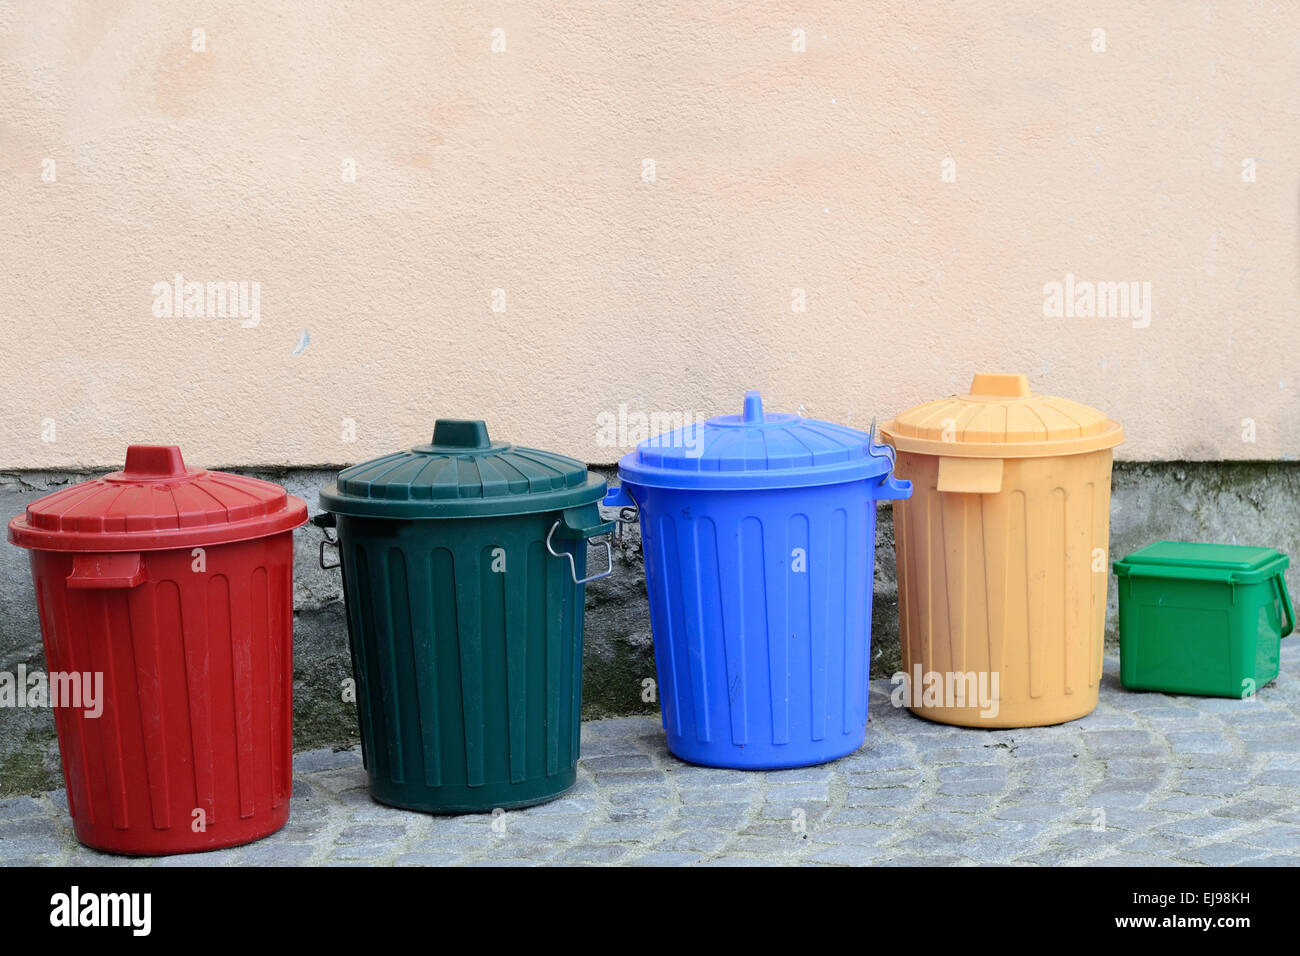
<box><xmin>7</xmin><ymin>445</ymin><xmax>307</xmax><ymax>855</ymax></box>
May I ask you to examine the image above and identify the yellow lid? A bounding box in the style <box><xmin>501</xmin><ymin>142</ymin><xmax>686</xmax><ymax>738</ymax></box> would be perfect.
<box><xmin>880</xmin><ymin>373</ymin><xmax>1124</xmax><ymax>459</ymax></box>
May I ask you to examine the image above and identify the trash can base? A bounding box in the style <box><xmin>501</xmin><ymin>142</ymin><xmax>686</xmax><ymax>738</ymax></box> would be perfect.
<box><xmin>906</xmin><ymin>699</ymin><xmax>1098</xmax><ymax>729</ymax></box>
<box><xmin>666</xmin><ymin>731</ymin><xmax>865</xmax><ymax>770</ymax></box>
<box><xmin>71</xmin><ymin>806</ymin><xmax>290</xmax><ymax>857</ymax></box>
<box><xmin>367</xmin><ymin>770</ymin><xmax>577</xmax><ymax>815</ymax></box>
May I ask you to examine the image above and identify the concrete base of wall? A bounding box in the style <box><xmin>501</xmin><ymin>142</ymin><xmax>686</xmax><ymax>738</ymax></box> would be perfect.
<box><xmin>2</xmin><ymin>461</ymin><xmax>1296</xmax><ymax>794</ymax></box>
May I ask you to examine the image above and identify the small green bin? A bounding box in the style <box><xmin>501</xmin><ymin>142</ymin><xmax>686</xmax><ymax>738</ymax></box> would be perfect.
<box><xmin>317</xmin><ymin>419</ymin><xmax>612</xmax><ymax>812</ymax></box>
<box><xmin>1113</xmin><ymin>542</ymin><xmax>1294</xmax><ymax>698</ymax></box>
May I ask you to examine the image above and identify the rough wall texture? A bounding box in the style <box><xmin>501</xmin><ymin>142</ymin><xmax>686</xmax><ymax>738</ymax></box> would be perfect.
<box><xmin>2</xmin><ymin>1</ymin><xmax>1299</xmax><ymax>469</ymax></box>
<box><xmin>2</xmin><ymin>462</ymin><xmax>1297</xmax><ymax>794</ymax></box>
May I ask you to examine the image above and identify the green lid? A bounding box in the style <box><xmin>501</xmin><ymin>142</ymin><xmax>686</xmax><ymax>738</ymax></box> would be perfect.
<box><xmin>318</xmin><ymin>419</ymin><xmax>605</xmax><ymax>519</ymax></box>
<box><xmin>1113</xmin><ymin>541</ymin><xmax>1290</xmax><ymax>584</ymax></box>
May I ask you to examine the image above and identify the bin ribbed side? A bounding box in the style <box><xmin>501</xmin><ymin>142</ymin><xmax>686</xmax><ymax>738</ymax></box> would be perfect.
<box><xmin>30</xmin><ymin>535</ymin><xmax>294</xmax><ymax>854</ymax></box>
<box><xmin>893</xmin><ymin>451</ymin><xmax>1112</xmax><ymax>727</ymax></box>
<box><xmin>639</xmin><ymin>483</ymin><xmax>874</xmax><ymax>769</ymax></box>
<box><xmin>338</xmin><ymin>513</ymin><xmax>582</xmax><ymax>811</ymax></box>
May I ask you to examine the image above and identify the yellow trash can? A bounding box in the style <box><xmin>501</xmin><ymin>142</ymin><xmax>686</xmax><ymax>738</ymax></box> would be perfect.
<box><xmin>881</xmin><ymin>373</ymin><xmax>1124</xmax><ymax>728</ymax></box>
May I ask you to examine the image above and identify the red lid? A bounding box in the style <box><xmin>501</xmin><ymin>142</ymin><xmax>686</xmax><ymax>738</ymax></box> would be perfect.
<box><xmin>8</xmin><ymin>445</ymin><xmax>308</xmax><ymax>553</ymax></box>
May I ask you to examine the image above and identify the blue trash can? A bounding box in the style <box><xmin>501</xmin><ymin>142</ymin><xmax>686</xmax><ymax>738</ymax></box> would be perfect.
<box><xmin>603</xmin><ymin>391</ymin><xmax>911</xmax><ymax>769</ymax></box>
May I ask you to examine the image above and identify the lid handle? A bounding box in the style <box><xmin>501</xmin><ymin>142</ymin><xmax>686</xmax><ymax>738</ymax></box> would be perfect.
<box><xmin>969</xmin><ymin>373</ymin><xmax>1031</xmax><ymax>398</ymax></box>
<box><xmin>742</xmin><ymin>390</ymin><xmax>764</xmax><ymax>423</ymax></box>
<box><xmin>431</xmin><ymin>419</ymin><xmax>492</xmax><ymax>450</ymax></box>
<box><xmin>121</xmin><ymin>445</ymin><xmax>188</xmax><ymax>480</ymax></box>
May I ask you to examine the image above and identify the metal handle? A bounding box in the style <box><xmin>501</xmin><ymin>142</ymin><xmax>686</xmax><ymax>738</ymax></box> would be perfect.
<box><xmin>546</xmin><ymin>520</ymin><xmax>613</xmax><ymax>584</ymax></box>
<box><xmin>868</xmin><ymin>419</ymin><xmax>912</xmax><ymax>500</ymax></box>
<box><xmin>319</xmin><ymin>527</ymin><xmax>341</xmax><ymax>570</ymax></box>
<box><xmin>600</xmin><ymin>484</ymin><xmax>640</xmax><ymax>543</ymax></box>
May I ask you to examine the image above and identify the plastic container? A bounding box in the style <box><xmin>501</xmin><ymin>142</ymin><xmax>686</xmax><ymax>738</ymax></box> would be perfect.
<box><xmin>881</xmin><ymin>373</ymin><xmax>1124</xmax><ymax>728</ymax></box>
<box><xmin>316</xmin><ymin>419</ymin><xmax>612</xmax><ymax>812</ymax></box>
<box><xmin>1114</xmin><ymin>542</ymin><xmax>1294</xmax><ymax>698</ymax></box>
<box><xmin>603</xmin><ymin>390</ymin><xmax>911</xmax><ymax>769</ymax></box>
<box><xmin>7</xmin><ymin>445</ymin><xmax>307</xmax><ymax>855</ymax></box>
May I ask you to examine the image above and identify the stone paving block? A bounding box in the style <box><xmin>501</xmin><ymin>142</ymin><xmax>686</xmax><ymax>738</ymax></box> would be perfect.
<box><xmin>1084</xmin><ymin>853</ymin><xmax>1179</xmax><ymax>867</ymax></box>
<box><xmin>807</xmin><ymin>843</ymin><xmax>889</xmax><ymax>865</ymax></box>
<box><xmin>522</xmin><ymin>796</ymin><xmax>598</xmax><ymax>816</ymax></box>
<box><xmin>1167</xmin><ymin>731</ymin><xmax>1235</xmax><ymax>754</ymax></box>
<box><xmin>1151</xmin><ymin>795</ymin><xmax>1222</xmax><ymax>815</ymax></box>
<box><xmin>674</xmin><ymin>803</ymin><xmax>753</xmax><ymax>828</ymax></box>
<box><xmin>1005</xmin><ymin>786</ymin><xmax>1075</xmax><ymax>804</ymax></box>
<box><xmin>898</xmin><ymin>829</ymin><xmax>971</xmax><ymax>853</ymax></box>
<box><xmin>1210</xmin><ymin>798</ymin><xmax>1286</xmax><ymax>819</ymax></box>
<box><xmin>555</xmin><ymin>843</ymin><xmax>632</xmax><ymax>864</ymax></box>
<box><xmin>1087</xmin><ymin>784</ymin><xmax>1152</xmax><ymax>810</ymax></box>
<box><xmin>593</xmin><ymin>770</ymin><xmax>668</xmax><ymax>787</ymax></box>
<box><xmin>293</xmin><ymin>748</ymin><xmax>363</xmax><ymax>773</ymax></box>
<box><xmin>827</xmin><ymin>807</ymin><xmax>905</xmax><ymax>826</ymax></box>
<box><xmin>0</xmin><ymin>796</ymin><xmax>46</xmax><ymax>820</ymax></box>
<box><xmin>152</xmin><ymin>848</ymin><xmax>245</xmax><ymax>867</ymax></box>
<box><xmin>1120</xmin><ymin>833</ymin><xmax>1196</xmax><ymax>856</ymax></box>
<box><xmin>1176</xmin><ymin>769</ymin><xmax>1251</xmax><ymax>795</ymax></box>
<box><xmin>996</xmin><ymin>803</ymin><xmax>1078</xmax><ymax>823</ymax></box>
<box><xmin>725</xmin><ymin>836</ymin><xmax>805</xmax><ymax>858</ymax></box>
<box><xmin>310</xmin><ymin>770</ymin><xmax>368</xmax><ymax>793</ymax></box>
<box><xmin>337</xmin><ymin>824</ymin><xmax>406</xmax><ymax>845</ymax></box>
<box><xmin>765</xmin><ymin>782</ymin><xmax>831</xmax><ymax>803</ymax></box>
<box><xmin>580</xmin><ymin>716</ymin><xmax>659</xmax><ymax>739</ymax></box>
<box><xmin>1175</xmin><ymin>843</ymin><xmax>1269</xmax><ymax>866</ymax></box>
<box><xmin>1234</xmin><ymin>824</ymin><xmax>1300</xmax><ymax>849</ymax></box>
<box><xmin>1013</xmin><ymin>754</ymin><xmax>1081</xmax><ymax>772</ymax></box>
<box><xmin>1081</xmin><ymin>730</ymin><xmax>1160</xmax><ymax>758</ymax></box>
<box><xmin>1015</xmin><ymin>846</ymin><xmax>1097</xmax><ymax>866</ymax></box>
<box><xmin>878</xmin><ymin>854</ymin><xmax>967</xmax><ymax>867</ymax></box>
<box><xmin>1256</xmin><ymin>770</ymin><xmax>1300</xmax><ymax>788</ymax></box>
<box><xmin>580</xmin><ymin>754</ymin><xmax>655</xmax><ymax>772</ymax></box>
<box><xmin>464</xmin><ymin>858</ymin><xmax>544</xmax><ymax>867</ymax></box>
<box><xmin>394</xmin><ymin>852</ymin><xmax>463</xmax><ymax>866</ymax></box>
<box><xmin>925</xmin><ymin>795</ymin><xmax>996</xmax><ymax>813</ymax></box>
<box><xmin>477</xmin><ymin>838</ymin><xmax>563</xmax><ymax>860</ymax></box>
<box><xmin>845</xmin><ymin>786</ymin><xmax>917</xmax><ymax>808</ymax></box>
<box><xmin>677</xmin><ymin>785</ymin><xmax>756</xmax><ymax>805</ymax></box>
<box><xmin>924</xmin><ymin>748</ymin><xmax>1010</xmax><ymax>765</ymax></box>
<box><xmin>627</xmin><ymin>851</ymin><xmax>702</xmax><ymax>866</ymax></box>
<box><xmin>844</xmin><ymin>769</ymin><xmax>923</xmax><ymax>788</ymax></box>
<box><xmin>698</xmin><ymin>856</ymin><xmax>785</xmax><ymax>867</ymax></box>
<box><xmin>654</xmin><ymin>830</ymin><xmax>731</xmax><ymax>854</ymax></box>
<box><xmin>609</xmin><ymin>786</ymin><xmax>675</xmax><ymax>807</ymax></box>
<box><xmin>329</xmin><ymin>843</ymin><xmax>393</xmax><ymax>862</ymax></box>
<box><xmin>805</xmin><ymin>825</ymin><xmax>892</xmax><ymax>847</ymax></box>
<box><xmin>938</xmin><ymin>777</ymin><xmax>1008</xmax><ymax>797</ymax></box>
<box><xmin>606</xmin><ymin>805</ymin><xmax>674</xmax><ymax>824</ymax></box>
<box><xmin>1155</xmin><ymin>815</ymin><xmax>1241</xmax><ymax>839</ymax></box>
<box><xmin>240</xmin><ymin>843</ymin><xmax>317</xmax><ymax>866</ymax></box>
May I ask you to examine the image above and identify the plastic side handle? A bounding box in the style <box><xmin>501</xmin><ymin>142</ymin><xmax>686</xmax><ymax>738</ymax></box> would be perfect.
<box><xmin>66</xmin><ymin>553</ymin><xmax>146</xmax><ymax>589</ymax></box>
<box><xmin>936</xmin><ymin>456</ymin><xmax>1003</xmax><ymax>494</ymax></box>
<box><xmin>1276</xmin><ymin>573</ymin><xmax>1295</xmax><ymax>639</ymax></box>
<box><xmin>555</xmin><ymin>505</ymin><xmax>615</xmax><ymax>540</ymax></box>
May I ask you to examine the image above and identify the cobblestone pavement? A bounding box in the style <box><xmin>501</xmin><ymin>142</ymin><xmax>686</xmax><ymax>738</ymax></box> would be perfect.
<box><xmin>4</xmin><ymin>649</ymin><xmax>1299</xmax><ymax>867</ymax></box>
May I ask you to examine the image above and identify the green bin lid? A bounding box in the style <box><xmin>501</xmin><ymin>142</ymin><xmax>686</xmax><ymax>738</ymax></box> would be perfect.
<box><xmin>1113</xmin><ymin>541</ymin><xmax>1290</xmax><ymax>584</ymax></box>
<box><xmin>319</xmin><ymin>419</ymin><xmax>605</xmax><ymax>519</ymax></box>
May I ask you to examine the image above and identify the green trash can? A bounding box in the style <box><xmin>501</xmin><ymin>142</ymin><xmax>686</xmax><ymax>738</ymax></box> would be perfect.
<box><xmin>317</xmin><ymin>419</ymin><xmax>613</xmax><ymax>812</ymax></box>
<box><xmin>1113</xmin><ymin>542</ymin><xmax>1294</xmax><ymax>699</ymax></box>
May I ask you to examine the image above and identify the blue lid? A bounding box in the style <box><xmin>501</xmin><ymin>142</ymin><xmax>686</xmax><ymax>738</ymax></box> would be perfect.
<box><xmin>615</xmin><ymin>390</ymin><xmax>912</xmax><ymax>495</ymax></box>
